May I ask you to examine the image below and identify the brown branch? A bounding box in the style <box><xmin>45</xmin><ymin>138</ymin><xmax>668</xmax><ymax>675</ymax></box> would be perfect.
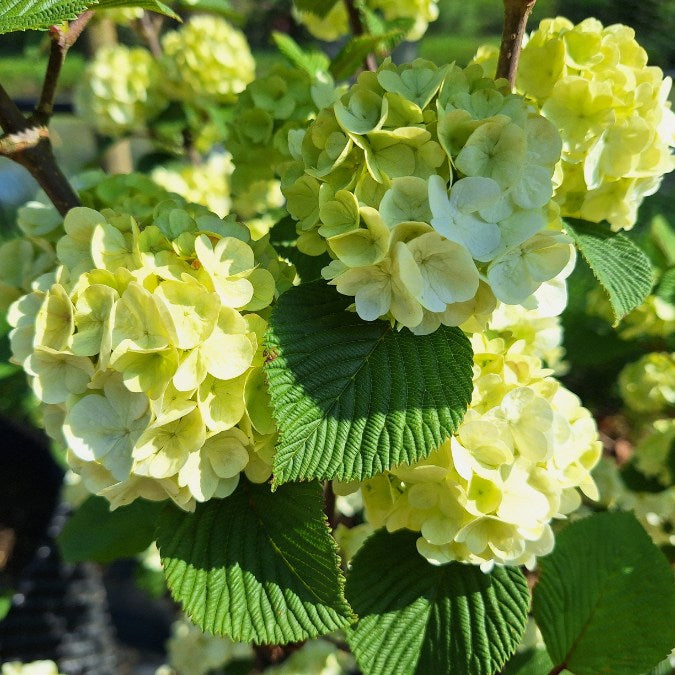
<box><xmin>12</xmin><ymin>142</ymin><xmax>81</xmax><ymax>216</ymax></box>
<box><xmin>0</xmin><ymin>11</ymin><xmax>92</xmax><ymax>216</ymax></box>
<box><xmin>0</xmin><ymin>126</ymin><xmax>50</xmax><ymax>155</ymax></box>
<box><xmin>496</xmin><ymin>0</ymin><xmax>537</xmax><ymax>88</ymax></box>
<box><xmin>343</xmin><ymin>0</ymin><xmax>377</xmax><ymax>72</ymax></box>
<box><xmin>0</xmin><ymin>82</ymin><xmax>29</xmax><ymax>132</ymax></box>
<box><xmin>33</xmin><ymin>10</ymin><xmax>94</xmax><ymax>125</ymax></box>
<box><xmin>139</xmin><ymin>11</ymin><xmax>164</xmax><ymax>59</ymax></box>
<box><xmin>548</xmin><ymin>663</ymin><xmax>567</xmax><ymax>675</ymax></box>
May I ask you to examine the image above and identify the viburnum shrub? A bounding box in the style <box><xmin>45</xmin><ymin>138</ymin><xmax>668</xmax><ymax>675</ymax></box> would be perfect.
<box><xmin>0</xmin><ymin>1</ymin><xmax>673</xmax><ymax>673</ymax></box>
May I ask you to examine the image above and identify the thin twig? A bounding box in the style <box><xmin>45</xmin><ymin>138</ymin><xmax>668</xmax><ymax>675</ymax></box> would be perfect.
<box><xmin>343</xmin><ymin>0</ymin><xmax>377</xmax><ymax>72</ymax></box>
<box><xmin>0</xmin><ymin>12</ymin><xmax>92</xmax><ymax>216</ymax></box>
<box><xmin>139</xmin><ymin>11</ymin><xmax>164</xmax><ymax>59</ymax></box>
<box><xmin>496</xmin><ymin>0</ymin><xmax>537</xmax><ymax>88</ymax></box>
<box><xmin>0</xmin><ymin>82</ymin><xmax>29</xmax><ymax>132</ymax></box>
<box><xmin>33</xmin><ymin>10</ymin><xmax>95</xmax><ymax>125</ymax></box>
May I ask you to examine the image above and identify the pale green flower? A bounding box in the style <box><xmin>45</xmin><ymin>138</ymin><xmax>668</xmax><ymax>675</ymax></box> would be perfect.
<box><xmin>63</xmin><ymin>374</ymin><xmax>150</xmax><ymax>480</ymax></box>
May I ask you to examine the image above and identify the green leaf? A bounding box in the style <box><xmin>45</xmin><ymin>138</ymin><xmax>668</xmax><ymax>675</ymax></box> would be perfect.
<box><xmin>0</xmin><ymin>0</ymin><xmax>177</xmax><ymax>34</ymax></box>
<box><xmin>156</xmin><ymin>479</ymin><xmax>354</xmax><ymax>644</ymax></box>
<box><xmin>0</xmin><ymin>0</ymin><xmax>89</xmax><ymax>33</ymax></box>
<box><xmin>95</xmin><ymin>0</ymin><xmax>178</xmax><ymax>19</ymax></box>
<box><xmin>656</xmin><ymin>266</ymin><xmax>675</xmax><ymax>305</ymax></box>
<box><xmin>268</xmin><ymin>215</ymin><xmax>331</xmax><ymax>282</ymax></box>
<box><xmin>620</xmin><ymin>460</ymin><xmax>669</xmax><ymax>494</ymax></box>
<box><xmin>272</xmin><ymin>31</ymin><xmax>330</xmax><ymax>77</ymax></box>
<box><xmin>58</xmin><ymin>495</ymin><xmax>162</xmax><ymax>563</ymax></box>
<box><xmin>0</xmin><ymin>590</ymin><xmax>11</xmax><ymax>621</ymax></box>
<box><xmin>565</xmin><ymin>219</ymin><xmax>654</xmax><ymax>325</ymax></box>
<box><xmin>346</xmin><ymin>529</ymin><xmax>530</xmax><ymax>675</ymax></box>
<box><xmin>293</xmin><ymin>0</ymin><xmax>340</xmax><ymax>18</ymax></box>
<box><xmin>361</xmin><ymin>5</ymin><xmax>415</xmax><ymax>38</ymax></box>
<box><xmin>650</xmin><ymin>215</ymin><xmax>675</xmax><ymax>267</ymax></box>
<box><xmin>174</xmin><ymin>0</ymin><xmax>240</xmax><ymax>20</ymax></box>
<box><xmin>330</xmin><ymin>31</ymin><xmax>404</xmax><ymax>80</ymax></box>
<box><xmin>533</xmin><ymin>511</ymin><xmax>675</xmax><ymax>675</ymax></box>
<box><xmin>502</xmin><ymin>648</ymin><xmax>554</xmax><ymax>675</ymax></box>
<box><xmin>264</xmin><ymin>280</ymin><xmax>473</xmax><ymax>485</ymax></box>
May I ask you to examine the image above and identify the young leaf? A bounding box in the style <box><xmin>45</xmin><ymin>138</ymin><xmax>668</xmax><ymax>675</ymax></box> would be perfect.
<box><xmin>293</xmin><ymin>0</ymin><xmax>340</xmax><ymax>18</ymax></box>
<box><xmin>330</xmin><ymin>31</ymin><xmax>404</xmax><ymax>80</ymax></box>
<box><xmin>272</xmin><ymin>31</ymin><xmax>330</xmax><ymax>77</ymax></box>
<box><xmin>565</xmin><ymin>219</ymin><xmax>653</xmax><ymax>324</ymax></box>
<box><xmin>533</xmin><ymin>511</ymin><xmax>675</xmax><ymax>675</ymax></box>
<box><xmin>0</xmin><ymin>0</ymin><xmax>177</xmax><ymax>34</ymax></box>
<box><xmin>96</xmin><ymin>0</ymin><xmax>179</xmax><ymax>19</ymax></box>
<box><xmin>656</xmin><ymin>266</ymin><xmax>675</xmax><ymax>304</ymax></box>
<box><xmin>264</xmin><ymin>280</ymin><xmax>473</xmax><ymax>485</ymax></box>
<box><xmin>346</xmin><ymin>529</ymin><xmax>529</xmax><ymax>675</ymax></box>
<box><xmin>156</xmin><ymin>479</ymin><xmax>354</xmax><ymax>644</ymax></box>
<box><xmin>58</xmin><ymin>495</ymin><xmax>162</xmax><ymax>563</ymax></box>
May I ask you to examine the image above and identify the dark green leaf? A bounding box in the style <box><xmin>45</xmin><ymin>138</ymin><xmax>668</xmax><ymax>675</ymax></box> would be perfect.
<box><xmin>502</xmin><ymin>647</ymin><xmax>554</xmax><ymax>674</ymax></box>
<box><xmin>620</xmin><ymin>461</ymin><xmax>669</xmax><ymax>494</ymax></box>
<box><xmin>265</xmin><ymin>280</ymin><xmax>473</xmax><ymax>485</ymax></box>
<box><xmin>346</xmin><ymin>529</ymin><xmax>530</xmax><ymax>675</ymax></box>
<box><xmin>566</xmin><ymin>219</ymin><xmax>654</xmax><ymax>324</ymax></box>
<box><xmin>268</xmin><ymin>215</ymin><xmax>331</xmax><ymax>282</ymax></box>
<box><xmin>58</xmin><ymin>496</ymin><xmax>162</xmax><ymax>563</ymax></box>
<box><xmin>533</xmin><ymin>511</ymin><xmax>675</xmax><ymax>675</ymax></box>
<box><xmin>156</xmin><ymin>479</ymin><xmax>354</xmax><ymax>644</ymax></box>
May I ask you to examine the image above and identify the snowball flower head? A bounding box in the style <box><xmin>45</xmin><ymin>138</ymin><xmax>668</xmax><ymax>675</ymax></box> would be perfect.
<box><xmin>161</xmin><ymin>15</ymin><xmax>255</xmax><ymax>104</ymax></box>
<box><xmin>481</xmin><ymin>17</ymin><xmax>675</xmax><ymax>231</ymax></box>
<box><xmin>151</xmin><ymin>153</ymin><xmax>234</xmax><ymax>218</ymax></box>
<box><xmin>75</xmin><ymin>45</ymin><xmax>165</xmax><ymax>137</ymax></box>
<box><xmin>8</xmin><ymin>199</ymin><xmax>292</xmax><ymax>511</ymax></box>
<box><xmin>285</xmin><ymin>59</ymin><xmax>573</xmax><ymax>334</ymax></box>
<box><xmin>360</xmin><ymin>330</ymin><xmax>601</xmax><ymax>569</ymax></box>
<box><xmin>619</xmin><ymin>351</ymin><xmax>675</xmax><ymax>414</ymax></box>
<box><xmin>227</xmin><ymin>64</ymin><xmax>330</xmax><ymax>195</ymax></box>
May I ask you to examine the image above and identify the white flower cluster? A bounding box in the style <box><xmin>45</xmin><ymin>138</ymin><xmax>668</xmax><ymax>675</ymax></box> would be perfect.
<box><xmin>284</xmin><ymin>59</ymin><xmax>574</xmax><ymax>334</ymax></box>
<box><xmin>8</xmin><ymin>202</ymin><xmax>293</xmax><ymax>511</ymax></box>
<box><xmin>161</xmin><ymin>15</ymin><xmax>256</xmax><ymax>105</ymax></box>
<box><xmin>75</xmin><ymin>45</ymin><xmax>165</xmax><ymax>137</ymax></box>
<box><xmin>151</xmin><ymin>154</ymin><xmax>235</xmax><ymax>218</ymax></box>
<box><xmin>157</xmin><ymin>618</ymin><xmax>253</xmax><ymax>675</ymax></box>
<box><xmin>478</xmin><ymin>17</ymin><xmax>675</xmax><ymax>230</ymax></box>
<box><xmin>488</xmin><ymin>302</ymin><xmax>567</xmax><ymax>373</ymax></box>
<box><xmin>360</xmin><ymin>331</ymin><xmax>601</xmax><ymax>569</ymax></box>
<box><xmin>619</xmin><ymin>351</ymin><xmax>675</xmax><ymax>414</ymax></box>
